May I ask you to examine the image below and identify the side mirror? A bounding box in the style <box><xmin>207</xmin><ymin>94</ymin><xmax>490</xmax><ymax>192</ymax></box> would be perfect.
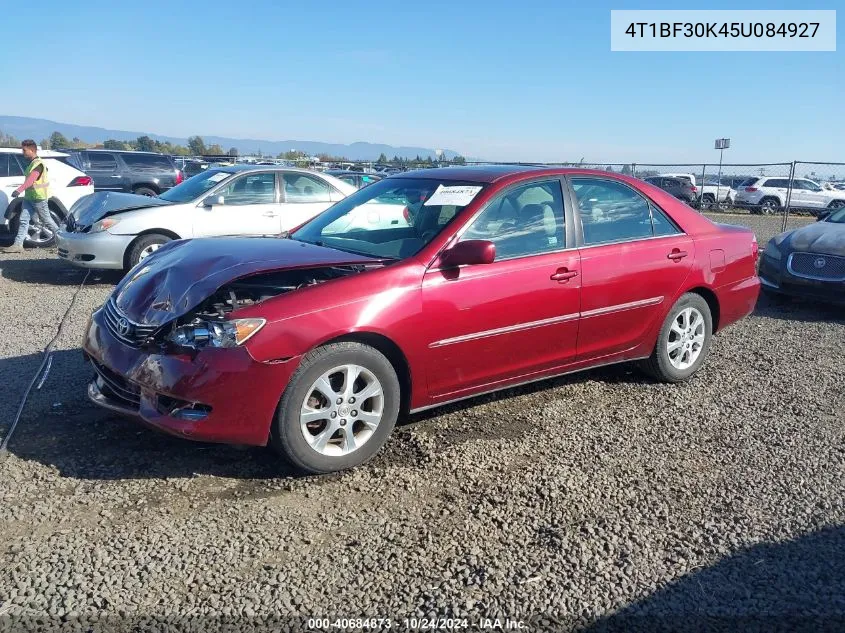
<box><xmin>816</xmin><ymin>212</ymin><xmax>830</xmax><ymax>222</ymax></box>
<box><xmin>440</xmin><ymin>240</ymin><xmax>496</xmax><ymax>268</ymax></box>
<box><xmin>203</xmin><ymin>195</ymin><xmax>224</xmax><ymax>207</ymax></box>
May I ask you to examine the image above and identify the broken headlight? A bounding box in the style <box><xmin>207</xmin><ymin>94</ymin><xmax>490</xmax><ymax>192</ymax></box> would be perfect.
<box><xmin>167</xmin><ymin>318</ymin><xmax>266</xmax><ymax>349</ymax></box>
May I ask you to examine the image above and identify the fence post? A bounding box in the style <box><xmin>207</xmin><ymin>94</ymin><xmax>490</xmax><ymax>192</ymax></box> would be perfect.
<box><xmin>782</xmin><ymin>161</ymin><xmax>797</xmax><ymax>232</ymax></box>
<box><xmin>699</xmin><ymin>163</ymin><xmax>707</xmax><ymax>210</ymax></box>
<box><xmin>632</xmin><ymin>163</ymin><xmax>637</xmax><ymax>177</ymax></box>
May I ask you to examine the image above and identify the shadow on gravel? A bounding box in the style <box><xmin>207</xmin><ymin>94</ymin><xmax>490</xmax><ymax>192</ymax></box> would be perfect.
<box><xmin>4</xmin><ymin>346</ymin><xmax>653</xmax><ymax>482</ymax></box>
<box><xmin>753</xmin><ymin>292</ymin><xmax>845</xmax><ymax>324</ymax></box>
<box><xmin>0</xmin><ymin>256</ymin><xmax>122</xmax><ymax>286</ymax></box>
<box><xmin>2</xmin><ymin>349</ymin><xmax>301</xmax><ymax>481</ymax></box>
<box><xmin>581</xmin><ymin>525</ymin><xmax>845</xmax><ymax>633</ymax></box>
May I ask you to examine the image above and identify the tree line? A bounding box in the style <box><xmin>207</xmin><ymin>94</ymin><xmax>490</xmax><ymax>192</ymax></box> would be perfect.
<box><xmin>1</xmin><ymin>129</ymin><xmax>468</xmax><ymax>166</ymax></box>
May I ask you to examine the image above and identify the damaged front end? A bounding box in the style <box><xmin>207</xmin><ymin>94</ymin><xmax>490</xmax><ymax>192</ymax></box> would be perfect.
<box><xmin>157</xmin><ymin>265</ymin><xmax>370</xmax><ymax>352</ymax></box>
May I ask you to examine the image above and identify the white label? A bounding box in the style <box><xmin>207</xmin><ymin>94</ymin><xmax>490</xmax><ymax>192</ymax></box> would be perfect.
<box><xmin>208</xmin><ymin>172</ymin><xmax>229</xmax><ymax>183</ymax></box>
<box><xmin>611</xmin><ymin>10</ymin><xmax>836</xmax><ymax>52</ymax></box>
<box><xmin>423</xmin><ymin>185</ymin><xmax>483</xmax><ymax>207</ymax></box>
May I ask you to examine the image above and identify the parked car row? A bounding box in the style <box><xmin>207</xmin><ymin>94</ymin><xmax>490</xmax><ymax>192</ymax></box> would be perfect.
<box><xmin>734</xmin><ymin>177</ymin><xmax>845</xmax><ymax>216</ymax></box>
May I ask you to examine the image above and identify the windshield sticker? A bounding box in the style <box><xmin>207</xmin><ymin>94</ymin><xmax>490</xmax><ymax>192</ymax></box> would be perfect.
<box><xmin>208</xmin><ymin>172</ymin><xmax>229</xmax><ymax>183</ymax></box>
<box><xmin>423</xmin><ymin>185</ymin><xmax>482</xmax><ymax>207</ymax></box>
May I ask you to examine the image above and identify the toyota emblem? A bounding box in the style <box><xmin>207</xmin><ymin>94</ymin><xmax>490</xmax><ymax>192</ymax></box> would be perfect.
<box><xmin>117</xmin><ymin>317</ymin><xmax>132</xmax><ymax>337</ymax></box>
<box><xmin>814</xmin><ymin>257</ymin><xmax>827</xmax><ymax>269</ymax></box>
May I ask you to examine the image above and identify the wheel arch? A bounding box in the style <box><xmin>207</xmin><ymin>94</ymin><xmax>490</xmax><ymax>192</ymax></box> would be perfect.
<box><xmin>318</xmin><ymin>331</ymin><xmax>413</xmax><ymax>415</ymax></box>
<box><xmin>685</xmin><ymin>286</ymin><xmax>721</xmax><ymax>332</ymax></box>
<box><xmin>132</xmin><ymin>182</ymin><xmax>161</xmax><ymax>194</ymax></box>
<box><xmin>123</xmin><ymin>229</ymin><xmax>182</xmax><ymax>269</ymax></box>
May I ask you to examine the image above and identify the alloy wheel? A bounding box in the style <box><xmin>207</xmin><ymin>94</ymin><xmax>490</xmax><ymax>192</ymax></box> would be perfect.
<box><xmin>667</xmin><ymin>307</ymin><xmax>705</xmax><ymax>370</ymax></box>
<box><xmin>300</xmin><ymin>364</ymin><xmax>384</xmax><ymax>456</ymax></box>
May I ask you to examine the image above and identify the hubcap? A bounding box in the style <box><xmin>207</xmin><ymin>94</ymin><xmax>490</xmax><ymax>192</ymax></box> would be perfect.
<box><xmin>300</xmin><ymin>364</ymin><xmax>384</xmax><ymax>456</ymax></box>
<box><xmin>667</xmin><ymin>307</ymin><xmax>705</xmax><ymax>371</ymax></box>
<box><xmin>138</xmin><ymin>243</ymin><xmax>162</xmax><ymax>262</ymax></box>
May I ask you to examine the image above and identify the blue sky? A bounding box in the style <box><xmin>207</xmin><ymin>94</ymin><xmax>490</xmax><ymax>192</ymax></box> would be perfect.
<box><xmin>3</xmin><ymin>0</ymin><xmax>842</xmax><ymax>162</ymax></box>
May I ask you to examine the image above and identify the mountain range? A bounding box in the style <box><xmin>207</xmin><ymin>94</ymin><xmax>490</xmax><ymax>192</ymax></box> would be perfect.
<box><xmin>0</xmin><ymin>115</ymin><xmax>463</xmax><ymax>160</ymax></box>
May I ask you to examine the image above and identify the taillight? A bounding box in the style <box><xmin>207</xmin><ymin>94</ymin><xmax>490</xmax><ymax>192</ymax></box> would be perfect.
<box><xmin>690</xmin><ymin>185</ymin><xmax>697</xmax><ymax>192</ymax></box>
<box><xmin>68</xmin><ymin>176</ymin><xmax>93</xmax><ymax>187</ymax></box>
<box><xmin>175</xmin><ymin>170</ymin><xmax>184</xmax><ymax>185</ymax></box>
<box><xmin>745</xmin><ymin>187</ymin><xmax>758</xmax><ymax>192</ymax></box>
<box><xmin>402</xmin><ymin>207</ymin><xmax>411</xmax><ymax>223</ymax></box>
<box><xmin>752</xmin><ymin>236</ymin><xmax>759</xmax><ymax>259</ymax></box>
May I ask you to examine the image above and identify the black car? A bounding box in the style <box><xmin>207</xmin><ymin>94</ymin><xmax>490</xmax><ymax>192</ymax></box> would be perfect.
<box><xmin>324</xmin><ymin>170</ymin><xmax>384</xmax><ymax>189</ymax></box>
<box><xmin>643</xmin><ymin>176</ymin><xmax>697</xmax><ymax>205</ymax></box>
<box><xmin>64</xmin><ymin>150</ymin><xmax>182</xmax><ymax>197</ymax></box>
<box><xmin>758</xmin><ymin>207</ymin><xmax>845</xmax><ymax>304</ymax></box>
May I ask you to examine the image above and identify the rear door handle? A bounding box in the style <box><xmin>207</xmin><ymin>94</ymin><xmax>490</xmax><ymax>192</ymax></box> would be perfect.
<box><xmin>667</xmin><ymin>249</ymin><xmax>688</xmax><ymax>261</ymax></box>
<box><xmin>262</xmin><ymin>212</ymin><xmax>278</xmax><ymax>217</ymax></box>
<box><xmin>550</xmin><ymin>268</ymin><xmax>578</xmax><ymax>282</ymax></box>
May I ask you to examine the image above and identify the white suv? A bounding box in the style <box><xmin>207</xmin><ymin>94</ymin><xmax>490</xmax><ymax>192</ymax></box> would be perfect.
<box><xmin>734</xmin><ymin>176</ymin><xmax>845</xmax><ymax>216</ymax></box>
<box><xmin>1</xmin><ymin>148</ymin><xmax>94</xmax><ymax>247</ymax></box>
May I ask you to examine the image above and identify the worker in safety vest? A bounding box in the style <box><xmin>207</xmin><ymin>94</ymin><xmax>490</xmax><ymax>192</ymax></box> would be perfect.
<box><xmin>1</xmin><ymin>139</ymin><xmax>60</xmax><ymax>254</ymax></box>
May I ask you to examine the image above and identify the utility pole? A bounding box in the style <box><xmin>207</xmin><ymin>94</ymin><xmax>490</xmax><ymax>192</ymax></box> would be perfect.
<box><xmin>714</xmin><ymin>138</ymin><xmax>730</xmax><ymax>204</ymax></box>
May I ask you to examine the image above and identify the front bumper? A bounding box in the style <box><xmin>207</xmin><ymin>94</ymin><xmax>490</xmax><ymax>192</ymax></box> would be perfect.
<box><xmin>758</xmin><ymin>255</ymin><xmax>845</xmax><ymax>304</ymax></box>
<box><xmin>83</xmin><ymin>307</ymin><xmax>302</xmax><ymax>446</ymax></box>
<box><xmin>56</xmin><ymin>230</ymin><xmax>135</xmax><ymax>270</ymax></box>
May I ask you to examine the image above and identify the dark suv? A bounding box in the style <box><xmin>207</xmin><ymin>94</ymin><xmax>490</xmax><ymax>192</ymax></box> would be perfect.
<box><xmin>643</xmin><ymin>176</ymin><xmax>697</xmax><ymax>205</ymax></box>
<box><xmin>64</xmin><ymin>150</ymin><xmax>183</xmax><ymax>197</ymax></box>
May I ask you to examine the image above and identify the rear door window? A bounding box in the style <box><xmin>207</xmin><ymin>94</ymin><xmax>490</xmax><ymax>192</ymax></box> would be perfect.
<box><xmin>121</xmin><ymin>153</ymin><xmax>175</xmax><ymax>171</ymax></box>
<box><xmin>88</xmin><ymin>152</ymin><xmax>118</xmax><ymax>171</ymax></box>
<box><xmin>571</xmin><ymin>178</ymin><xmax>657</xmax><ymax>246</ymax></box>
<box><xmin>0</xmin><ymin>154</ymin><xmax>24</xmax><ymax>177</ymax></box>
<box><xmin>282</xmin><ymin>174</ymin><xmax>333</xmax><ymax>203</ymax></box>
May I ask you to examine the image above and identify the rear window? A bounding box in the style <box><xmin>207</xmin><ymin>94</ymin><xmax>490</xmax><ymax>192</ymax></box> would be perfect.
<box><xmin>120</xmin><ymin>153</ymin><xmax>175</xmax><ymax>171</ymax></box>
<box><xmin>763</xmin><ymin>179</ymin><xmax>788</xmax><ymax>188</ymax></box>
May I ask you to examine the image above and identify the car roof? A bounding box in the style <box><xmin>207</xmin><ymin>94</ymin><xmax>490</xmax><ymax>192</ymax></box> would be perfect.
<box><xmin>0</xmin><ymin>147</ymin><xmax>69</xmax><ymax>158</ymax></box>
<box><xmin>326</xmin><ymin>170</ymin><xmax>382</xmax><ymax>176</ymax></box>
<box><xmin>398</xmin><ymin>164</ymin><xmax>646</xmax><ymax>184</ymax></box>
<box><xmin>205</xmin><ymin>165</ymin><xmax>334</xmax><ymax>176</ymax></box>
<box><xmin>76</xmin><ymin>149</ymin><xmax>168</xmax><ymax>155</ymax></box>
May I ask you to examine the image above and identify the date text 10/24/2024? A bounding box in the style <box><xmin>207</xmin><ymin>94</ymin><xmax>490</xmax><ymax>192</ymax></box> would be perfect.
<box><xmin>307</xmin><ymin>618</ymin><xmax>528</xmax><ymax>630</ymax></box>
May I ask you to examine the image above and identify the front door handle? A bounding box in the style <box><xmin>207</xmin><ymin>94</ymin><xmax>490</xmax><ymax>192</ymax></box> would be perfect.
<box><xmin>262</xmin><ymin>212</ymin><xmax>278</xmax><ymax>217</ymax></box>
<box><xmin>667</xmin><ymin>249</ymin><xmax>688</xmax><ymax>261</ymax></box>
<box><xmin>550</xmin><ymin>268</ymin><xmax>578</xmax><ymax>282</ymax></box>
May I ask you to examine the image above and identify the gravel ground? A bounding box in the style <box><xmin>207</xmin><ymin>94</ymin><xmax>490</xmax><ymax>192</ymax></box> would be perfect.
<box><xmin>0</xmin><ymin>214</ymin><xmax>842</xmax><ymax>633</ymax></box>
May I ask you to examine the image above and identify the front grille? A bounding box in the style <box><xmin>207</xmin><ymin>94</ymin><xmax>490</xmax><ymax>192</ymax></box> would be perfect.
<box><xmin>91</xmin><ymin>359</ymin><xmax>141</xmax><ymax>408</ymax></box>
<box><xmin>102</xmin><ymin>299</ymin><xmax>160</xmax><ymax>347</ymax></box>
<box><xmin>788</xmin><ymin>252</ymin><xmax>845</xmax><ymax>281</ymax></box>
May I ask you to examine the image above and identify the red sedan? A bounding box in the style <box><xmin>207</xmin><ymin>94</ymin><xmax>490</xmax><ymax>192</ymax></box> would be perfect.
<box><xmin>83</xmin><ymin>166</ymin><xmax>760</xmax><ymax>473</ymax></box>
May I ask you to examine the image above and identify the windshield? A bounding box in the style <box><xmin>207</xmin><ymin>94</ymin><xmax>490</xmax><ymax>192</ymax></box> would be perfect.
<box><xmin>158</xmin><ymin>169</ymin><xmax>233</xmax><ymax>203</ymax></box>
<box><xmin>824</xmin><ymin>208</ymin><xmax>845</xmax><ymax>223</ymax></box>
<box><xmin>291</xmin><ymin>177</ymin><xmax>486</xmax><ymax>259</ymax></box>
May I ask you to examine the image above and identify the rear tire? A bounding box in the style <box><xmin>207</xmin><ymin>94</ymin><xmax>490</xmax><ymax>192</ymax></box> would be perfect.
<box><xmin>126</xmin><ymin>233</ymin><xmax>171</xmax><ymax>270</ymax></box>
<box><xmin>7</xmin><ymin>204</ymin><xmax>64</xmax><ymax>248</ymax></box>
<box><xmin>760</xmin><ymin>197</ymin><xmax>780</xmax><ymax>215</ymax></box>
<box><xmin>640</xmin><ymin>293</ymin><xmax>713</xmax><ymax>383</ymax></box>
<box><xmin>271</xmin><ymin>342</ymin><xmax>400</xmax><ymax>474</ymax></box>
<box><xmin>133</xmin><ymin>186</ymin><xmax>158</xmax><ymax>197</ymax></box>
<box><xmin>701</xmin><ymin>194</ymin><xmax>715</xmax><ymax>210</ymax></box>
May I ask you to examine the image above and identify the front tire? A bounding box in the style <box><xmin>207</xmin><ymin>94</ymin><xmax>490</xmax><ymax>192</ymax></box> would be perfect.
<box><xmin>271</xmin><ymin>342</ymin><xmax>400</xmax><ymax>474</ymax></box>
<box><xmin>126</xmin><ymin>233</ymin><xmax>171</xmax><ymax>270</ymax></box>
<box><xmin>640</xmin><ymin>293</ymin><xmax>713</xmax><ymax>383</ymax></box>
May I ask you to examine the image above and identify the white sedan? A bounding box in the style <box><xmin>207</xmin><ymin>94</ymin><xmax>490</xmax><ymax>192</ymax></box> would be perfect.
<box><xmin>57</xmin><ymin>167</ymin><xmax>357</xmax><ymax>271</ymax></box>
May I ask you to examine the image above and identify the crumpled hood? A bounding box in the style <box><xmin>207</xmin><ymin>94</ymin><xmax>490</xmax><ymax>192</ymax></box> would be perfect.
<box><xmin>72</xmin><ymin>191</ymin><xmax>172</xmax><ymax>226</ymax></box>
<box><xmin>783</xmin><ymin>222</ymin><xmax>845</xmax><ymax>257</ymax></box>
<box><xmin>112</xmin><ymin>237</ymin><xmax>379</xmax><ymax>326</ymax></box>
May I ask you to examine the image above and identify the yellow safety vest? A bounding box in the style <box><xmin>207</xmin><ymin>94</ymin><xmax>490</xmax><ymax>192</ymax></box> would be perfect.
<box><xmin>25</xmin><ymin>157</ymin><xmax>50</xmax><ymax>201</ymax></box>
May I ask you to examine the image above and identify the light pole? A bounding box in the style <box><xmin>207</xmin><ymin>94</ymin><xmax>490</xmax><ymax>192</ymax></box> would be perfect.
<box><xmin>714</xmin><ymin>138</ymin><xmax>730</xmax><ymax>206</ymax></box>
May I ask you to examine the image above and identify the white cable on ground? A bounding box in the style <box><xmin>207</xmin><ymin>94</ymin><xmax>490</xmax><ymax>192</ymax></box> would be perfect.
<box><xmin>0</xmin><ymin>269</ymin><xmax>91</xmax><ymax>455</ymax></box>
